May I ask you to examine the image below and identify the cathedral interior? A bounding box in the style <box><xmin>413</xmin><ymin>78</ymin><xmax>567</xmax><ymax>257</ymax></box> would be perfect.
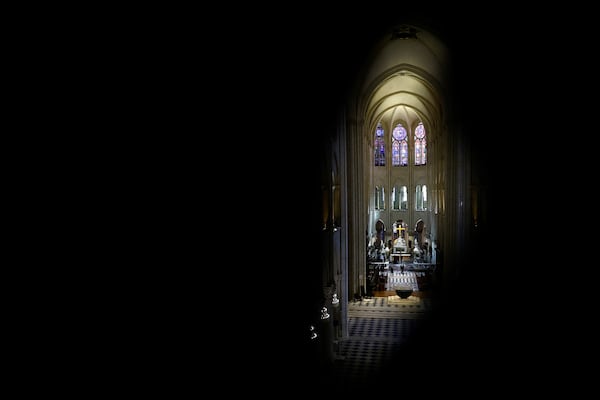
<box><xmin>243</xmin><ymin>13</ymin><xmax>502</xmax><ymax>393</ymax></box>
<box><xmin>48</xmin><ymin>3</ymin><xmax>600</xmax><ymax>398</ymax></box>
<box><xmin>230</xmin><ymin>9</ymin><xmax>594</xmax><ymax>395</ymax></box>
<box><xmin>138</xmin><ymin>6</ymin><xmax>595</xmax><ymax>397</ymax></box>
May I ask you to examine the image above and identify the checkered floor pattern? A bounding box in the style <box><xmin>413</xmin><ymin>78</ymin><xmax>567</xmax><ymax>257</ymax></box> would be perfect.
<box><xmin>326</xmin><ymin>266</ymin><xmax>438</xmax><ymax>388</ymax></box>
<box><xmin>347</xmin><ymin>316</ymin><xmax>421</xmax><ymax>339</ymax></box>
<box><xmin>331</xmin><ymin>310</ymin><xmax>428</xmax><ymax>387</ymax></box>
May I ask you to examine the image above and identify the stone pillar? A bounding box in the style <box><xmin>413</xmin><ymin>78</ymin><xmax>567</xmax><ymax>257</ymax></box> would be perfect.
<box><xmin>320</xmin><ymin>286</ymin><xmax>335</xmax><ymax>364</ymax></box>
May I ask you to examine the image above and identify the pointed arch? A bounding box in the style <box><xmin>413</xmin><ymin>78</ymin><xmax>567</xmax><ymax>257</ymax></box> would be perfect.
<box><xmin>392</xmin><ymin>124</ymin><xmax>408</xmax><ymax>166</ymax></box>
<box><xmin>374</xmin><ymin>122</ymin><xmax>385</xmax><ymax>166</ymax></box>
<box><xmin>414</xmin><ymin>122</ymin><xmax>427</xmax><ymax>165</ymax></box>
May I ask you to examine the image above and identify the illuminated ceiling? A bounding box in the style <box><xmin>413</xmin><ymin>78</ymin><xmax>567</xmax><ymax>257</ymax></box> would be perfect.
<box><xmin>361</xmin><ymin>25</ymin><xmax>448</xmax><ymax>133</ymax></box>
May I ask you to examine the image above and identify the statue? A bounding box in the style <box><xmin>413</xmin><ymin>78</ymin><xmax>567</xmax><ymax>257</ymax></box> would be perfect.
<box><xmin>414</xmin><ymin>219</ymin><xmax>425</xmax><ymax>247</ymax></box>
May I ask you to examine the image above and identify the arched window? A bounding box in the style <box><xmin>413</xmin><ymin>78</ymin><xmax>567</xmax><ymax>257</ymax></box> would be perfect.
<box><xmin>414</xmin><ymin>122</ymin><xmax>427</xmax><ymax>166</ymax></box>
<box><xmin>392</xmin><ymin>185</ymin><xmax>408</xmax><ymax>210</ymax></box>
<box><xmin>374</xmin><ymin>123</ymin><xmax>385</xmax><ymax>166</ymax></box>
<box><xmin>415</xmin><ymin>184</ymin><xmax>427</xmax><ymax>211</ymax></box>
<box><xmin>400</xmin><ymin>185</ymin><xmax>408</xmax><ymax>210</ymax></box>
<box><xmin>375</xmin><ymin>186</ymin><xmax>385</xmax><ymax>210</ymax></box>
<box><xmin>392</xmin><ymin>124</ymin><xmax>408</xmax><ymax>166</ymax></box>
<box><xmin>392</xmin><ymin>187</ymin><xmax>399</xmax><ymax>210</ymax></box>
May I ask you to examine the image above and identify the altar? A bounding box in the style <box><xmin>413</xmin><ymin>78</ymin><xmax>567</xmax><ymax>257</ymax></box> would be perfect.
<box><xmin>390</xmin><ymin>253</ymin><xmax>412</xmax><ymax>264</ymax></box>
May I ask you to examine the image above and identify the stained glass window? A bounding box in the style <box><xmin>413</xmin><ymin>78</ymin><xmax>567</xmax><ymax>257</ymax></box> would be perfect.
<box><xmin>414</xmin><ymin>122</ymin><xmax>427</xmax><ymax>166</ymax></box>
<box><xmin>400</xmin><ymin>186</ymin><xmax>408</xmax><ymax>210</ymax></box>
<box><xmin>375</xmin><ymin>123</ymin><xmax>385</xmax><ymax>166</ymax></box>
<box><xmin>392</xmin><ymin>124</ymin><xmax>408</xmax><ymax>166</ymax></box>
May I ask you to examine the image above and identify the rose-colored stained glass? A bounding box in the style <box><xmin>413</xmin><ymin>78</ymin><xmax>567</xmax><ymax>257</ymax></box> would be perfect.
<box><xmin>392</xmin><ymin>124</ymin><xmax>408</xmax><ymax>166</ymax></box>
<box><xmin>414</xmin><ymin>122</ymin><xmax>427</xmax><ymax>165</ymax></box>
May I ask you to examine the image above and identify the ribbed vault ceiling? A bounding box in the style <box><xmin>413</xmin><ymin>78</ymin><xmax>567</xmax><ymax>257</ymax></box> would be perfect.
<box><xmin>361</xmin><ymin>25</ymin><xmax>448</xmax><ymax>133</ymax></box>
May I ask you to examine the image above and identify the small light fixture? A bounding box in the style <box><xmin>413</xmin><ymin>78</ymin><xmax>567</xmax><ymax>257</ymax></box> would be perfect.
<box><xmin>309</xmin><ymin>325</ymin><xmax>318</xmax><ymax>340</ymax></box>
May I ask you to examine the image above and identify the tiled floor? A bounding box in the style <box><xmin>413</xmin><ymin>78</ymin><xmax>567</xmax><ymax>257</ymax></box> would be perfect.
<box><xmin>329</xmin><ymin>292</ymin><xmax>433</xmax><ymax>389</ymax></box>
<box><xmin>332</xmin><ymin>318</ymin><xmax>421</xmax><ymax>386</ymax></box>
